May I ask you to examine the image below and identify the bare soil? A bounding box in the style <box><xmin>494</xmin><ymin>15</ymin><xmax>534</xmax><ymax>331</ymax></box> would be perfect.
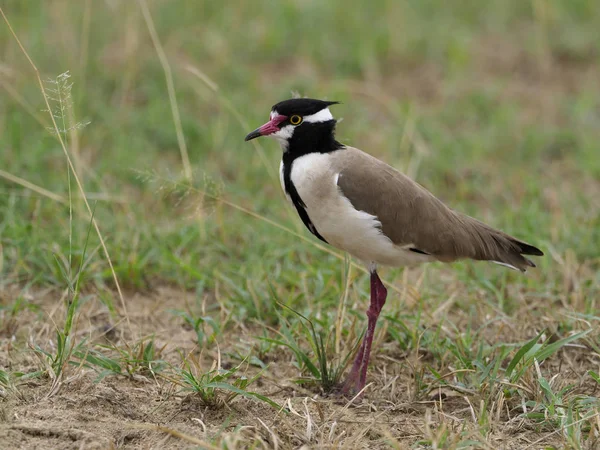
<box><xmin>1</xmin><ymin>283</ymin><xmax>593</xmax><ymax>449</ymax></box>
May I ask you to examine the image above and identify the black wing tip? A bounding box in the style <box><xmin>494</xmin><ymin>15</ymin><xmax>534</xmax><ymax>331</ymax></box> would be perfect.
<box><xmin>409</xmin><ymin>247</ymin><xmax>430</xmax><ymax>255</ymax></box>
<box><xmin>518</xmin><ymin>242</ymin><xmax>542</xmax><ymax>271</ymax></box>
<box><xmin>525</xmin><ymin>257</ymin><xmax>536</xmax><ymax>268</ymax></box>
<box><xmin>519</xmin><ymin>242</ymin><xmax>544</xmax><ymax>257</ymax></box>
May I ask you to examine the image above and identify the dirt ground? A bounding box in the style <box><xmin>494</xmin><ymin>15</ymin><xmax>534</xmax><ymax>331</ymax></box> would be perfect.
<box><xmin>1</xmin><ymin>283</ymin><xmax>592</xmax><ymax>450</ymax></box>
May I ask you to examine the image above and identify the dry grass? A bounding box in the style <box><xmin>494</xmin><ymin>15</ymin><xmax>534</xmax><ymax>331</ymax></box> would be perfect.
<box><xmin>1</xmin><ymin>282</ymin><xmax>598</xmax><ymax>449</ymax></box>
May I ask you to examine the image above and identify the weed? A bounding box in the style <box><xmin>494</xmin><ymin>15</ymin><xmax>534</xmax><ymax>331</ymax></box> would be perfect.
<box><xmin>74</xmin><ymin>337</ymin><xmax>168</xmax><ymax>382</ymax></box>
<box><xmin>175</xmin><ymin>353</ymin><xmax>281</xmax><ymax>410</ymax></box>
<box><xmin>170</xmin><ymin>309</ymin><xmax>221</xmax><ymax>348</ymax></box>
<box><xmin>263</xmin><ymin>302</ymin><xmax>358</xmax><ymax>392</ymax></box>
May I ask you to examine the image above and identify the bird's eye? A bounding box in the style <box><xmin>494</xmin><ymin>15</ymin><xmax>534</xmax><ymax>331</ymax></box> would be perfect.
<box><xmin>290</xmin><ymin>115</ymin><xmax>303</xmax><ymax>125</ymax></box>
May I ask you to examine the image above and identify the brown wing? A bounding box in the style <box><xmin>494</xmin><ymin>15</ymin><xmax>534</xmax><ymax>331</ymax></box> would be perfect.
<box><xmin>331</xmin><ymin>147</ymin><xmax>543</xmax><ymax>271</ymax></box>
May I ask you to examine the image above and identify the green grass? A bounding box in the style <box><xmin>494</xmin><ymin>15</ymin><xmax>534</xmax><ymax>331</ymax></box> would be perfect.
<box><xmin>1</xmin><ymin>0</ymin><xmax>599</xmax><ymax>448</ymax></box>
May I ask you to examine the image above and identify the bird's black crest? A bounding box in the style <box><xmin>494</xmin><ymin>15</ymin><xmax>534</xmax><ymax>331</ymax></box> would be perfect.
<box><xmin>272</xmin><ymin>98</ymin><xmax>340</xmax><ymax>117</ymax></box>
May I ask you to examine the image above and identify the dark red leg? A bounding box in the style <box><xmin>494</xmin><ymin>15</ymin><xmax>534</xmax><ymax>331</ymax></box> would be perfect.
<box><xmin>341</xmin><ymin>330</ymin><xmax>367</xmax><ymax>392</ymax></box>
<box><xmin>342</xmin><ymin>269</ymin><xmax>387</xmax><ymax>396</ymax></box>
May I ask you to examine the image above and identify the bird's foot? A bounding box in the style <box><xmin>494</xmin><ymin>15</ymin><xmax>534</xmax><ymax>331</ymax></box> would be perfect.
<box><xmin>339</xmin><ymin>362</ymin><xmax>368</xmax><ymax>398</ymax></box>
<box><xmin>340</xmin><ymin>377</ymin><xmax>365</xmax><ymax>398</ymax></box>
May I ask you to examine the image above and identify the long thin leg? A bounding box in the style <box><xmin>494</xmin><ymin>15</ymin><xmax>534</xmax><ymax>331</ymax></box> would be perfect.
<box><xmin>358</xmin><ymin>272</ymin><xmax>387</xmax><ymax>388</ymax></box>
<box><xmin>341</xmin><ymin>329</ymin><xmax>367</xmax><ymax>390</ymax></box>
<box><xmin>341</xmin><ymin>268</ymin><xmax>387</xmax><ymax>395</ymax></box>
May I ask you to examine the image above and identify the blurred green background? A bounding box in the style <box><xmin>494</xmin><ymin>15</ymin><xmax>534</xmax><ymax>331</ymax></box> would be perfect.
<box><xmin>2</xmin><ymin>3</ymin><xmax>600</xmax><ymax>446</ymax></box>
<box><xmin>1</xmin><ymin>0</ymin><xmax>598</xmax><ymax>303</ymax></box>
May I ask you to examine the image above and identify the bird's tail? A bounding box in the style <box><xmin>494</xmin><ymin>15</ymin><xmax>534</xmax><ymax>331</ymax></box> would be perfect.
<box><xmin>457</xmin><ymin>215</ymin><xmax>544</xmax><ymax>272</ymax></box>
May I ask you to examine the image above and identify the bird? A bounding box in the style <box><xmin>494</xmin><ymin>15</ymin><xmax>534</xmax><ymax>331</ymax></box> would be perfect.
<box><xmin>244</xmin><ymin>98</ymin><xmax>543</xmax><ymax>395</ymax></box>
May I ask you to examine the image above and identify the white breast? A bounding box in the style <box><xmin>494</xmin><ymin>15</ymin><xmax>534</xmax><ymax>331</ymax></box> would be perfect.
<box><xmin>288</xmin><ymin>152</ymin><xmax>432</xmax><ymax>267</ymax></box>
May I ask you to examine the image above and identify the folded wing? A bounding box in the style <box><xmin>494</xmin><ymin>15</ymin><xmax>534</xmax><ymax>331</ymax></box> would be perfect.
<box><xmin>332</xmin><ymin>147</ymin><xmax>543</xmax><ymax>271</ymax></box>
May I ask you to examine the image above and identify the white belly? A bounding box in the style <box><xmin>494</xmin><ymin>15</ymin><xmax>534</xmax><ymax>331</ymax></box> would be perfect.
<box><xmin>286</xmin><ymin>153</ymin><xmax>432</xmax><ymax>267</ymax></box>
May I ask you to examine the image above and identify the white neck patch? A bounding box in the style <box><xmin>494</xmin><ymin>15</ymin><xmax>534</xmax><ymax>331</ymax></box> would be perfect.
<box><xmin>269</xmin><ymin>124</ymin><xmax>294</xmax><ymax>150</ymax></box>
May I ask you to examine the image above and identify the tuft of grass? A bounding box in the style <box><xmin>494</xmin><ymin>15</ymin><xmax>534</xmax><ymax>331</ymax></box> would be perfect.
<box><xmin>30</xmin><ymin>184</ymin><xmax>97</xmax><ymax>395</ymax></box>
<box><xmin>74</xmin><ymin>337</ymin><xmax>168</xmax><ymax>382</ymax></box>
<box><xmin>175</xmin><ymin>353</ymin><xmax>282</xmax><ymax>410</ymax></box>
<box><xmin>263</xmin><ymin>301</ymin><xmax>358</xmax><ymax>392</ymax></box>
<box><xmin>505</xmin><ymin>329</ymin><xmax>592</xmax><ymax>384</ymax></box>
<box><xmin>170</xmin><ymin>308</ymin><xmax>221</xmax><ymax>348</ymax></box>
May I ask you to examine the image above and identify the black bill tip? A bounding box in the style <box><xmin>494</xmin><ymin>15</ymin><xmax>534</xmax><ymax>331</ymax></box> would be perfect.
<box><xmin>244</xmin><ymin>129</ymin><xmax>262</xmax><ymax>141</ymax></box>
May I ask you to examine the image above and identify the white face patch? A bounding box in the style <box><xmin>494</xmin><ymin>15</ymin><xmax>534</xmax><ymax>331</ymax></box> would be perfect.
<box><xmin>268</xmin><ymin>109</ymin><xmax>293</xmax><ymax>149</ymax></box>
<box><xmin>269</xmin><ymin>124</ymin><xmax>294</xmax><ymax>149</ymax></box>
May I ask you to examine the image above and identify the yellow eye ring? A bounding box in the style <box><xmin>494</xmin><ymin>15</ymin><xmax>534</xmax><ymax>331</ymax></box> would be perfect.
<box><xmin>290</xmin><ymin>115</ymin><xmax>302</xmax><ymax>125</ymax></box>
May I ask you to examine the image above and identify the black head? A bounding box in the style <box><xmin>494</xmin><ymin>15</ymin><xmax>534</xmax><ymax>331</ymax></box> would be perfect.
<box><xmin>244</xmin><ymin>98</ymin><xmax>344</xmax><ymax>155</ymax></box>
<box><xmin>271</xmin><ymin>98</ymin><xmax>339</xmax><ymax>117</ymax></box>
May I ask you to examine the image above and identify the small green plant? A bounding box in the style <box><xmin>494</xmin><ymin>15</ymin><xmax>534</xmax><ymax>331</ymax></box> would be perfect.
<box><xmin>505</xmin><ymin>329</ymin><xmax>591</xmax><ymax>384</ymax></box>
<box><xmin>176</xmin><ymin>353</ymin><xmax>281</xmax><ymax>410</ymax></box>
<box><xmin>263</xmin><ymin>302</ymin><xmax>359</xmax><ymax>392</ymax></box>
<box><xmin>73</xmin><ymin>345</ymin><xmax>123</xmax><ymax>381</ymax></box>
<box><xmin>31</xmin><ymin>209</ymin><xmax>96</xmax><ymax>392</ymax></box>
<box><xmin>170</xmin><ymin>309</ymin><xmax>221</xmax><ymax>348</ymax></box>
<box><xmin>0</xmin><ymin>369</ymin><xmax>14</xmax><ymax>397</ymax></box>
<box><xmin>521</xmin><ymin>373</ymin><xmax>600</xmax><ymax>448</ymax></box>
<box><xmin>74</xmin><ymin>337</ymin><xmax>167</xmax><ymax>382</ymax></box>
<box><xmin>227</xmin><ymin>328</ymin><xmax>273</xmax><ymax>369</ymax></box>
<box><xmin>385</xmin><ymin>311</ymin><xmax>426</xmax><ymax>353</ymax></box>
